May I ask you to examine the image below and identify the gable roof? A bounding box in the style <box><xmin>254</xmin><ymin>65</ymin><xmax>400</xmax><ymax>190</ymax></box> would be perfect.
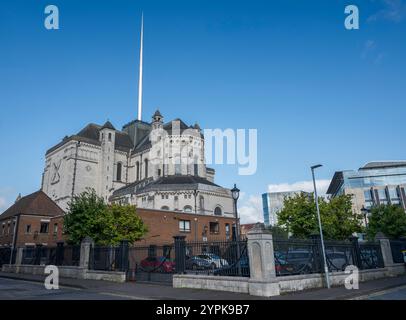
<box><xmin>46</xmin><ymin>123</ymin><xmax>134</xmax><ymax>155</ymax></box>
<box><xmin>0</xmin><ymin>191</ymin><xmax>65</xmax><ymax>220</ymax></box>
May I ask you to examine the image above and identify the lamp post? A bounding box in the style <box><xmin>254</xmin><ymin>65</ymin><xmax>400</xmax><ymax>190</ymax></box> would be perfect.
<box><xmin>311</xmin><ymin>164</ymin><xmax>330</xmax><ymax>289</ymax></box>
<box><xmin>361</xmin><ymin>206</ymin><xmax>369</xmax><ymax>228</ymax></box>
<box><xmin>231</xmin><ymin>184</ymin><xmax>241</xmax><ymax>276</ymax></box>
<box><xmin>194</xmin><ymin>218</ymin><xmax>198</xmax><ymax>242</ymax></box>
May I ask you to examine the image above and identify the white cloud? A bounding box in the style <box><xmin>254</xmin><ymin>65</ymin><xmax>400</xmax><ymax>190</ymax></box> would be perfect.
<box><xmin>238</xmin><ymin>195</ymin><xmax>263</xmax><ymax>224</ymax></box>
<box><xmin>267</xmin><ymin>179</ymin><xmax>331</xmax><ymax>195</ymax></box>
<box><xmin>0</xmin><ymin>197</ymin><xmax>9</xmax><ymax>213</ymax></box>
<box><xmin>368</xmin><ymin>0</ymin><xmax>406</xmax><ymax>23</ymax></box>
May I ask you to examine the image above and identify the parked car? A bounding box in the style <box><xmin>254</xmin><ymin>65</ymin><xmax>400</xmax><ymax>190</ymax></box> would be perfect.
<box><xmin>194</xmin><ymin>253</ymin><xmax>228</xmax><ymax>268</ymax></box>
<box><xmin>186</xmin><ymin>256</ymin><xmax>212</xmax><ymax>270</ymax></box>
<box><xmin>139</xmin><ymin>256</ymin><xmax>175</xmax><ymax>273</ymax></box>
<box><xmin>326</xmin><ymin>252</ymin><xmax>350</xmax><ymax>271</ymax></box>
<box><xmin>213</xmin><ymin>254</ymin><xmax>250</xmax><ymax>276</ymax></box>
<box><xmin>280</xmin><ymin>250</ymin><xmax>314</xmax><ymax>275</ymax></box>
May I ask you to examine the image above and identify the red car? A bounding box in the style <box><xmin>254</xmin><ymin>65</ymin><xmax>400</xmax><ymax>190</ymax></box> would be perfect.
<box><xmin>139</xmin><ymin>256</ymin><xmax>175</xmax><ymax>273</ymax></box>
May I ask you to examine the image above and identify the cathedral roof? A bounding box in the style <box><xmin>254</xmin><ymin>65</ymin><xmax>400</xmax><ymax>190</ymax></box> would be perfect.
<box><xmin>101</xmin><ymin>121</ymin><xmax>116</xmax><ymax>130</ymax></box>
<box><xmin>131</xmin><ymin>118</ymin><xmax>203</xmax><ymax>154</ymax></box>
<box><xmin>111</xmin><ymin>175</ymin><xmax>222</xmax><ymax>199</ymax></box>
<box><xmin>46</xmin><ymin>123</ymin><xmax>134</xmax><ymax>155</ymax></box>
<box><xmin>46</xmin><ymin>116</ymin><xmax>202</xmax><ymax>156</ymax></box>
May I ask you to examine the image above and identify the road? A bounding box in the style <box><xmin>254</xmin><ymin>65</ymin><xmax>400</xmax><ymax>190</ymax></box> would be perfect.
<box><xmin>360</xmin><ymin>285</ymin><xmax>406</xmax><ymax>300</ymax></box>
<box><xmin>0</xmin><ymin>277</ymin><xmax>135</xmax><ymax>300</ymax></box>
<box><xmin>1</xmin><ymin>275</ymin><xmax>406</xmax><ymax>300</ymax></box>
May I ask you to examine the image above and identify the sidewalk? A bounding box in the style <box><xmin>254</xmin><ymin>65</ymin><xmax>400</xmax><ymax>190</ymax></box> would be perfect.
<box><xmin>1</xmin><ymin>271</ymin><xmax>405</xmax><ymax>300</ymax></box>
<box><xmin>271</xmin><ymin>275</ymin><xmax>406</xmax><ymax>300</ymax></box>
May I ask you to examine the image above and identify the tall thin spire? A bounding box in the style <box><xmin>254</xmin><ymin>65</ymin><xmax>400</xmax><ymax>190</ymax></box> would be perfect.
<box><xmin>137</xmin><ymin>12</ymin><xmax>144</xmax><ymax>121</ymax></box>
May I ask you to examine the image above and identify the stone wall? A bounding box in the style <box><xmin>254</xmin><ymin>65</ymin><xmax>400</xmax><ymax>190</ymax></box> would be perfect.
<box><xmin>2</xmin><ymin>264</ymin><xmax>126</xmax><ymax>282</ymax></box>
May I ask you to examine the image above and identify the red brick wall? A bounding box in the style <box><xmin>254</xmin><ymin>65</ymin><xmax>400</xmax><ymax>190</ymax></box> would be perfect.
<box><xmin>1</xmin><ymin>208</ymin><xmax>238</xmax><ymax>247</ymax></box>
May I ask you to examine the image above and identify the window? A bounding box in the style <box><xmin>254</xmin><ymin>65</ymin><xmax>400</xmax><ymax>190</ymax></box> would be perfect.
<box><xmin>388</xmin><ymin>187</ymin><xmax>401</xmax><ymax>205</ymax></box>
<box><xmin>214</xmin><ymin>207</ymin><xmax>222</xmax><ymax>216</ymax></box>
<box><xmin>161</xmin><ymin>206</ymin><xmax>169</xmax><ymax>211</ymax></box>
<box><xmin>53</xmin><ymin>223</ymin><xmax>58</xmax><ymax>235</ymax></box>
<box><xmin>179</xmin><ymin>220</ymin><xmax>191</xmax><ymax>232</ymax></box>
<box><xmin>158</xmin><ymin>168</ymin><xmax>161</xmax><ymax>176</ymax></box>
<box><xmin>225</xmin><ymin>224</ymin><xmax>230</xmax><ymax>240</ymax></box>
<box><xmin>144</xmin><ymin>159</ymin><xmax>149</xmax><ymax>178</ymax></box>
<box><xmin>194</xmin><ymin>163</ymin><xmax>198</xmax><ymax>176</ymax></box>
<box><xmin>199</xmin><ymin>196</ymin><xmax>205</xmax><ymax>213</ymax></box>
<box><xmin>209</xmin><ymin>222</ymin><xmax>220</xmax><ymax>234</ymax></box>
<box><xmin>108</xmin><ymin>133</ymin><xmax>112</xmax><ymax>141</ymax></box>
<box><xmin>183</xmin><ymin>205</ymin><xmax>193</xmax><ymax>213</ymax></box>
<box><xmin>175</xmin><ymin>163</ymin><xmax>181</xmax><ymax>175</ymax></box>
<box><xmin>136</xmin><ymin>162</ymin><xmax>140</xmax><ymax>181</ymax></box>
<box><xmin>40</xmin><ymin>222</ymin><xmax>49</xmax><ymax>234</ymax></box>
<box><xmin>1</xmin><ymin>224</ymin><xmax>4</xmax><ymax>236</ymax></box>
<box><xmin>377</xmin><ymin>189</ymin><xmax>388</xmax><ymax>205</ymax></box>
<box><xmin>25</xmin><ymin>224</ymin><xmax>31</xmax><ymax>234</ymax></box>
<box><xmin>116</xmin><ymin>162</ymin><xmax>122</xmax><ymax>181</ymax></box>
<box><xmin>364</xmin><ymin>189</ymin><xmax>374</xmax><ymax>209</ymax></box>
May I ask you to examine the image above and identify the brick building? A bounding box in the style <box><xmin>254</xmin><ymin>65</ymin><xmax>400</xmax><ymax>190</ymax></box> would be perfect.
<box><xmin>0</xmin><ymin>191</ymin><xmax>65</xmax><ymax>248</ymax></box>
<box><xmin>0</xmin><ymin>191</ymin><xmax>238</xmax><ymax>248</ymax></box>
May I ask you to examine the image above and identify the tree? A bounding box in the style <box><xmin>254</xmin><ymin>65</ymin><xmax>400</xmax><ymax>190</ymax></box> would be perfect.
<box><xmin>104</xmin><ymin>204</ymin><xmax>148</xmax><ymax>245</ymax></box>
<box><xmin>63</xmin><ymin>188</ymin><xmax>147</xmax><ymax>245</ymax></box>
<box><xmin>276</xmin><ymin>193</ymin><xmax>363</xmax><ymax>240</ymax></box>
<box><xmin>366</xmin><ymin>204</ymin><xmax>406</xmax><ymax>240</ymax></box>
<box><xmin>63</xmin><ymin>188</ymin><xmax>107</xmax><ymax>244</ymax></box>
<box><xmin>267</xmin><ymin>225</ymin><xmax>289</xmax><ymax>239</ymax></box>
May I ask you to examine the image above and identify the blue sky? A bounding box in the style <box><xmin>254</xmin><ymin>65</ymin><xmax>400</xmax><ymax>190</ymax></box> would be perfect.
<box><xmin>1</xmin><ymin>0</ymin><xmax>405</xmax><ymax>222</ymax></box>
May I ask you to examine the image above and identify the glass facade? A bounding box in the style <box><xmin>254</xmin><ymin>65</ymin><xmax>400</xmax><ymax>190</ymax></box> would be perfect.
<box><xmin>329</xmin><ymin>163</ymin><xmax>406</xmax><ymax>211</ymax></box>
<box><xmin>262</xmin><ymin>191</ymin><xmax>307</xmax><ymax>226</ymax></box>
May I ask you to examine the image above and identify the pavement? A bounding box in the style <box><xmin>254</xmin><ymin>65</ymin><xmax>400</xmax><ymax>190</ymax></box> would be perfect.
<box><xmin>0</xmin><ymin>271</ymin><xmax>406</xmax><ymax>300</ymax></box>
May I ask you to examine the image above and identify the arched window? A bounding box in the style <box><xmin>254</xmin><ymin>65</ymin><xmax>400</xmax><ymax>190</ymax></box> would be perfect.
<box><xmin>161</xmin><ymin>206</ymin><xmax>169</xmax><ymax>211</ymax></box>
<box><xmin>199</xmin><ymin>196</ymin><xmax>205</xmax><ymax>213</ymax></box>
<box><xmin>214</xmin><ymin>206</ymin><xmax>222</xmax><ymax>216</ymax></box>
<box><xmin>193</xmin><ymin>156</ymin><xmax>199</xmax><ymax>176</ymax></box>
<box><xmin>136</xmin><ymin>161</ymin><xmax>140</xmax><ymax>181</ymax></box>
<box><xmin>116</xmin><ymin>162</ymin><xmax>122</xmax><ymax>181</ymax></box>
<box><xmin>144</xmin><ymin>159</ymin><xmax>149</xmax><ymax>178</ymax></box>
<box><xmin>183</xmin><ymin>205</ymin><xmax>193</xmax><ymax>213</ymax></box>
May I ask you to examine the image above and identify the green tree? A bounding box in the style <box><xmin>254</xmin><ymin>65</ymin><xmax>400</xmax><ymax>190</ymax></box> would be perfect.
<box><xmin>105</xmin><ymin>204</ymin><xmax>148</xmax><ymax>245</ymax></box>
<box><xmin>267</xmin><ymin>225</ymin><xmax>289</xmax><ymax>239</ymax></box>
<box><xmin>276</xmin><ymin>193</ymin><xmax>363</xmax><ymax>240</ymax></box>
<box><xmin>63</xmin><ymin>188</ymin><xmax>147</xmax><ymax>245</ymax></box>
<box><xmin>366</xmin><ymin>204</ymin><xmax>406</xmax><ymax>240</ymax></box>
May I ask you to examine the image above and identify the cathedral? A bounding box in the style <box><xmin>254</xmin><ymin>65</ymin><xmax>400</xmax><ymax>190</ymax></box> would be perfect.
<box><xmin>40</xmin><ymin>16</ymin><xmax>235</xmax><ymax>220</ymax></box>
<box><xmin>41</xmin><ymin>110</ymin><xmax>235</xmax><ymax>219</ymax></box>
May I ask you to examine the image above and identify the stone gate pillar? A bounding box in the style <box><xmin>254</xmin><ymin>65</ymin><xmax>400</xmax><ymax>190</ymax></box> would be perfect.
<box><xmin>80</xmin><ymin>237</ymin><xmax>94</xmax><ymax>270</ymax></box>
<box><xmin>247</xmin><ymin>223</ymin><xmax>280</xmax><ymax>297</ymax></box>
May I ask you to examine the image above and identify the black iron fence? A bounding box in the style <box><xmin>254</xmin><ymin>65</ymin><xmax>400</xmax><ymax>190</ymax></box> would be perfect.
<box><xmin>390</xmin><ymin>240</ymin><xmax>406</xmax><ymax>264</ymax></box>
<box><xmin>181</xmin><ymin>239</ymin><xmax>249</xmax><ymax>277</ymax></box>
<box><xmin>0</xmin><ymin>247</ymin><xmax>16</xmax><ymax>266</ymax></box>
<box><xmin>21</xmin><ymin>244</ymin><xmax>80</xmax><ymax>266</ymax></box>
<box><xmin>89</xmin><ymin>241</ymin><xmax>129</xmax><ymax>271</ymax></box>
<box><xmin>273</xmin><ymin>236</ymin><xmax>384</xmax><ymax>277</ymax></box>
<box><xmin>127</xmin><ymin>244</ymin><xmax>175</xmax><ymax>283</ymax></box>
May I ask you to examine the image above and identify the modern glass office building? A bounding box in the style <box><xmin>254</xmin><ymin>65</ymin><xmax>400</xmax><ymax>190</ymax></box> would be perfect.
<box><xmin>327</xmin><ymin>161</ymin><xmax>406</xmax><ymax>214</ymax></box>
<box><xmin>262</xmin><ymin>191</ymin><xmax>308</xmax><ymax>226</ymax></box>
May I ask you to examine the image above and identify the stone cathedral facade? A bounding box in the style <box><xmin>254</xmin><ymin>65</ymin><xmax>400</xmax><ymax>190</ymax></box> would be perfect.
<box><xmin>41</xmin><ymin>110</ymin><xmax>235</xmax><ymax>218</ymax></box>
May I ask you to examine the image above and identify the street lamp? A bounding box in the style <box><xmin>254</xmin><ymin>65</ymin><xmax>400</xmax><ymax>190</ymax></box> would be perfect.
<box><xmin>361</xmin><ymin>206</ymin><xmax>369</xmax><ymax>228</ymax></box>
<box><xmin>231</xmin><ymin>184</ymin><xmax>240</xmax><ymax>240</ymax></box>
<box><xmin>311</xmin><ymin>164</ymin><xmax>330</xmax><ymax>289</ymax></box>
<box><xmin>231</xmin><ymin>183</ymin><xmax>241</xmax><ymax>276</ymax></box>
